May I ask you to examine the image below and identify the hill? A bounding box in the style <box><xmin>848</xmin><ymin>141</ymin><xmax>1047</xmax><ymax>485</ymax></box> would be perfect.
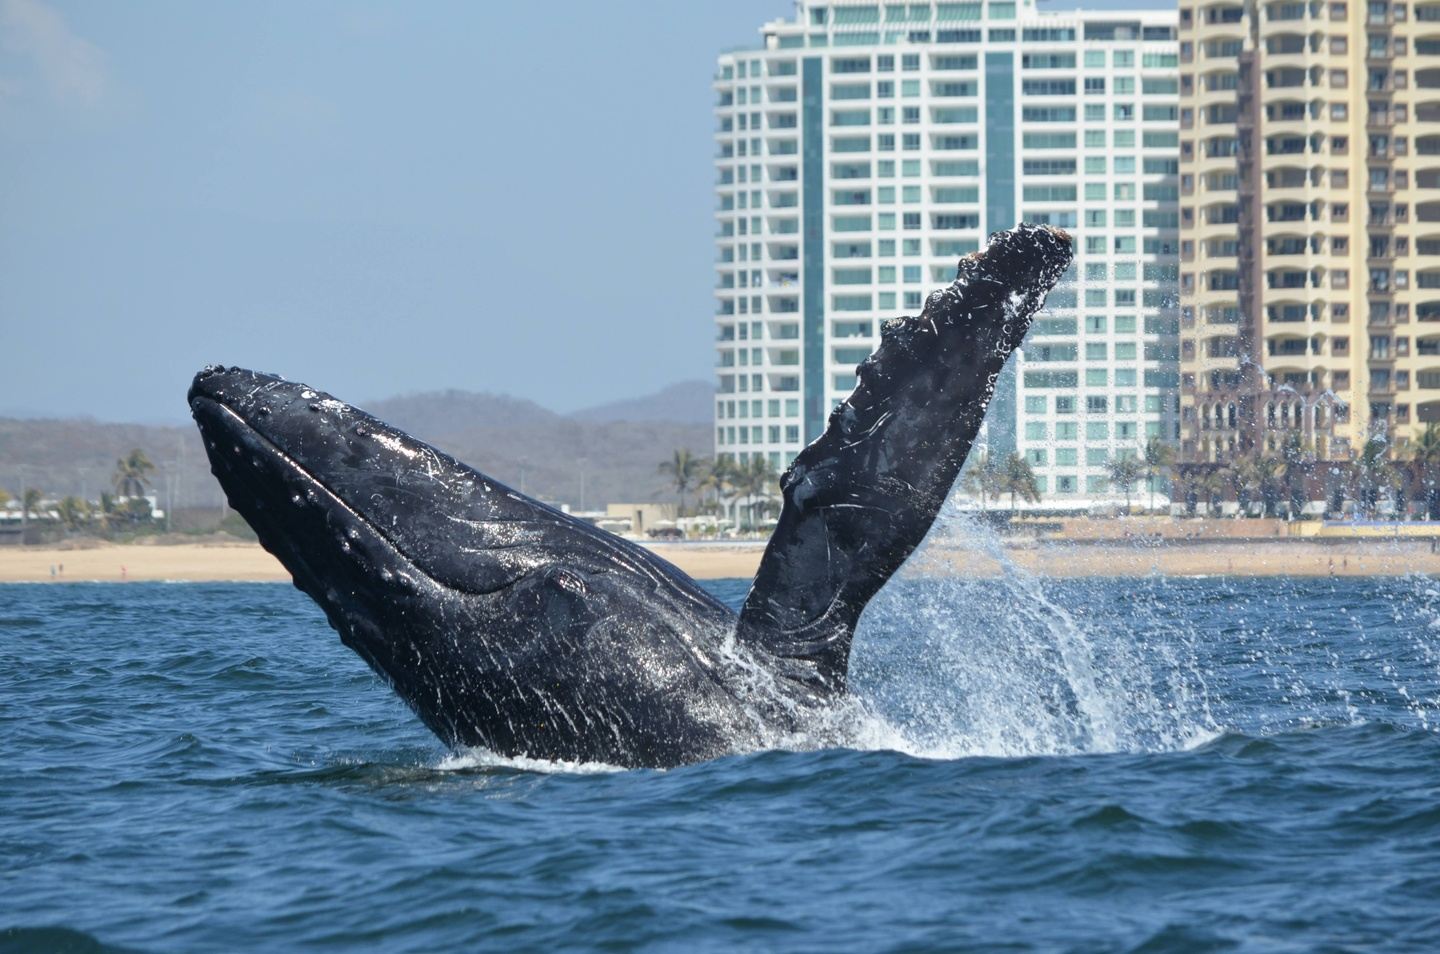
<box><xmin>365</xmin><ymin>389</ymin><xmax>711</xmax><ymax>509</ymax></box>
<box><xmin>568</xmin><ymin>380</ymin><xmax>713</xmax><ymax>425</ymax></box>
<box><xmin>0</xmin><ymin>383</ymin><xmax>715</xmax><ymax>512</ymax></box>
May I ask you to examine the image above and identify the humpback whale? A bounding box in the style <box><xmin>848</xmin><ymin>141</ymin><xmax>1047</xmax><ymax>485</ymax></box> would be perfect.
<box><xmin>189</xmin><ymin>224</ymin><xmax>1072</xmax><ymax>768</ymax></box>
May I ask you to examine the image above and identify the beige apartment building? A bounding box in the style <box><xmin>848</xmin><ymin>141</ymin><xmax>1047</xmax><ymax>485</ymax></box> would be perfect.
<box><xmin>1178</xmin><ymin>0</ymin><xmax>1439</xmax><ymax>466</ymax></box>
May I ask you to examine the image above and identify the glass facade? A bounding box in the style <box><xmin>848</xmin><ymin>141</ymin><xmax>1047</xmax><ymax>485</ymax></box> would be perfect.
<box><xmin>714</xmin><ymin>0</ymin><xmax>1181</xmax><ymax>503</ymax></box>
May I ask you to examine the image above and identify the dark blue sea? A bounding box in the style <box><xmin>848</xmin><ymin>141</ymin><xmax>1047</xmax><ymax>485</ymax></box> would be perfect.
<box><xmin>4</xmin><ymin>573</ymin><xmax>1440</xmax><ymax>952</ymax></box>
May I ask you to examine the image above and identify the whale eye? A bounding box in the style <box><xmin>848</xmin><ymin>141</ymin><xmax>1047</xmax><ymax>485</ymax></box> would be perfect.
<box><xmin>550</xmin><ymin>570</ymin><xmax>588</xmax><ymax>595</ymax></box>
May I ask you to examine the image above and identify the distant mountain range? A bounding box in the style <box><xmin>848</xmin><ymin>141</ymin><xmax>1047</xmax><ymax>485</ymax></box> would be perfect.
<box><xmin>0</xmin><ymin>381</ymin><xmax>715</xmax><ymax>510</ymax></box>
<box><xmin>567</xmin><ymin>381</ymin><xmax>714</xmax><ymax>425</ymax></box>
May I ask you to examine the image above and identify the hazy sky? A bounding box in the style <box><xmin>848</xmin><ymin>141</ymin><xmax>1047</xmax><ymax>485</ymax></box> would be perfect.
<box><xmin>0</xmin><ymin>0</ymin><xmax>1168</xmax><ymax>423</ymax></box>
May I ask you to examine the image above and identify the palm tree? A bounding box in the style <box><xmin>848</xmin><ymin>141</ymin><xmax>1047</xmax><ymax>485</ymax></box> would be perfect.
<box><xmin>1229</xmin><ymin>456</ymin><xmax>1258</xmax><ymax>516</ymax></box>
<box><xmin>658</xmin><ymin>448</ymin><xmax>705</xmax><ymax>519</ymax></box>
<box><xmin>736</xmin><ymin>455</ymin><xmax>779</xmax><ymax>531</ymax></box>
<box><xmin>962</xmin><ymin>450</ymin><xmax>1006</xmax><ymax>512</ymax></box>
<box><xmin>1142</xmin><ymin>437</ymin><xmax>1176</xmax><ymax>513</ymax></box>
<box><xmin>1250</xmin><ymin>453</ymin><xmax>1287</xmax><ymax>517</ymax></box>
<box><xmin>696</xmin><ymin>456</ymin><xmax>734</xmax><ymax>521</ymax></box>
<box><xmin>123</xmin><ymin>496</ymin><xmax>154</xmax><ymax>524</ymax></box>
<box><xmin>113</xmin><ymin>449</ymin><xmax>156</xmax><ymax>499</ymax></box>
<box><xmin>22</xmin><ymin>488</ymin><xmax>44</xmax><ymax>524</ymax></box>
<box><xmin>758</xmin><ymin>456</ymin><xmax>782</xmax><ymax>522</ymax></box>
<box><xmin>1105</xmin><ymin>453</ymin><xmax>1144</xmax><ymax>514</ymax></box>
<box><xmin>1353</xmin><ymin>434</ymin><xmax>1391</xmax><ymax>518</ymax></box>
<box><xmin>1280</xmin><ymin>434</ymin><xmax>1315</xmax><ymax>519</ymax></box>
<box><xmin>1001</xmin><ymin>452</ymin><xmax>1041</xmax><ymax>511</ymax></box>
<box><xmin>1176</xmin><ymin>472</ymin><xmax>1199</xmax><ymax>516</ymax></box>
<box><xmin>1199</xmin><ymin>469</ymin><xmax>1228</xmax><ymax>518</ymax></box>
<box><xmin>56</xmin><ymin>496</ymin><xmax>90</xmax><ymax>533</ymax></box>
<box><xmin>1391</xmin><ymin>465</ymin><xmax>1412</xmax><ymax>521</ymax></box>
<box><xmin>1325</xmin><ymin>465</ymin><xmax>1347</xmax><ymax>518</ymax></box>
<box><xmin>1409</xmin><ymin>422</ymin><xmax>1440</xmax><ymax>520</ymax></box>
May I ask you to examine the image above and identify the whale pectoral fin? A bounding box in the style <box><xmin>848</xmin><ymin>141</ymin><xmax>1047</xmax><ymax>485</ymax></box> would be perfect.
<box><xmin>737</xmin><ymin>224</ymin><xmax>1074</xmax><ymax>694</ymax></box>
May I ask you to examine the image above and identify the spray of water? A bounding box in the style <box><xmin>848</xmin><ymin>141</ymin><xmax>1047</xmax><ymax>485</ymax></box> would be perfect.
<box><xmin>834</xmin><ymin>506</ymin><xmax>1221</xmax><ymax>760</ymax></box>
<box><xmin>439</xmin><ymin>748</ymin><xmax>625</xmax><ymax>775</ymax></box>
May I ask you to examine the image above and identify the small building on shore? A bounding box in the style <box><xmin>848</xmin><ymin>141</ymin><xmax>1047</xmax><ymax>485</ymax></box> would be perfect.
<box><xmin>604</xmin><ymin>503</ymin><xmax>675</xmax><ymax>538</ymax></box>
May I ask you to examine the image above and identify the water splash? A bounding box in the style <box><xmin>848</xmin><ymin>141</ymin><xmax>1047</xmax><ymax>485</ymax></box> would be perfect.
<box><xmin>839</xmin><ymin>510</ymin><xmax>1220</xmax><ymax>760</ymax></box>
<box><xmin>439</xmin><ymin>747</ymin><xmax>625</xmax><ymax>775</ymax></box>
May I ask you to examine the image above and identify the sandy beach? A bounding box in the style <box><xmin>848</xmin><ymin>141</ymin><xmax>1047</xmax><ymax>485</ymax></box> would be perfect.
<box><xmin>0</xmin><ymin>541</ymin><xmax>768</xmax><ymax>584</ymax></box>
<box><xmin>2</xmin><ymin>538</ymin><xmax>1438</xmax><ymax>583</ymax></box>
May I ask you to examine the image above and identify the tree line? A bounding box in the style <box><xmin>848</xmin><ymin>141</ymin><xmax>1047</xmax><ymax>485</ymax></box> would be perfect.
<box><xmin>2</xmin><ymin>449</ymin><xmax>160</xmax><ymax>535</ymax></box>
<box><xmin>656</xmin><ymin>441</ymin><xmax>1180</xmax><ymax>531</ymax></box>
<box><xmin>658</xmin><ymin>448</ymin><xmax>783</xmax><ymax>532</ymax></box>
<box><xmin>960</xmin><ymin>421</ymin><xmax>1440</xmax><ymax>520</ymax></box>
<box><xmin>960</xmin><ymin>437</ymin><xmax>1175</xmax><ymax>514</ymax></box>
<box><xmin>1174</xmin><ymin>423</ymin><xmax>1440</xmax><ymax>521</ymax></box>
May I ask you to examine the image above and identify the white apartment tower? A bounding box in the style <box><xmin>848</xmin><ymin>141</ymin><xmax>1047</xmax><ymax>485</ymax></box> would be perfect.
<box><xmin>713</xmin><ymin>0</ymin><xmax>1182</xmax><ymax>504</ymax></box>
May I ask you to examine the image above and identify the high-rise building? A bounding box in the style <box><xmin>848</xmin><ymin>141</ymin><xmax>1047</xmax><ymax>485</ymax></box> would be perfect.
<box><xmin>713</xmin><ymin>0</ymin><xmax>1182</xmax><ymax>505</ymax></box>
<box><xmin>1177</xmin><ymin>0</ymin><xmax>1438</xmax><ymax>465</ymax></box>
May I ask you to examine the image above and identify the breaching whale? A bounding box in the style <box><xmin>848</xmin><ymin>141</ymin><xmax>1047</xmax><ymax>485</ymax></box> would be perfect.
<box><xmin>189</xmin><ymin>224</ymin><xmax>1072</xmax><ymax>768</ymax></box>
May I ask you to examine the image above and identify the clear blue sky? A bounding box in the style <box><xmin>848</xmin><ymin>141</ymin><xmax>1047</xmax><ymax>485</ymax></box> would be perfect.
<box><xmin>0</xmin><ymin>0</ymin><xmax>1169</xmax><ymax>423</ymax></box>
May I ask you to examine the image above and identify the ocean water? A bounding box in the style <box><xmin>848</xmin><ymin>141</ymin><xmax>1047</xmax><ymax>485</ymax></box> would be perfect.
<box><xmin>4</xmin><ymin>572</ymin><xmax>1440</xmax><ymax>952</ymax></box>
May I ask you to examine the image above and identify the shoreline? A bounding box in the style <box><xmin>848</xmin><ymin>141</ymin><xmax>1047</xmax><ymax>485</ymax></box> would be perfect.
<box><xmin>1</xmin><ymin>538</ymin><xmax>1437</xmax><ymax>583</ymax></box>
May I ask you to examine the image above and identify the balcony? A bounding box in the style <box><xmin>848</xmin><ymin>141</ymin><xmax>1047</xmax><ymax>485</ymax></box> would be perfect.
<box><xmin>1268</xmin><ymin>238</ymin><xmax>1312</xmax><ymax>255</ymax></box>
<box><xmin>1204</xmin><ymin>139</ymin><xmax>1240</xmax><ymax>159</ymax></box>
<box><xmin>1267</xmin><ymin>205</ymin><xmax>1309</xmax><ymax>223</ymax></box>
<box><xmin>1267</xmin><ymin>304</ymin><xmax>1312</xmax><ymax>323</ymax></box>
<box><xmin>1265</xmin><ymin>138</ymin><xmax>1308</xmax><ymax>156</ymax></box>
<box><xmin>1267</xmin><ymin>339</ymin><xmax>1310</xmax><ymax>357</ymax></box>
<box><xmin>1267</xmin><ymin>273</ymin><xmax>1310</xmax><ymax>289</ymax></box>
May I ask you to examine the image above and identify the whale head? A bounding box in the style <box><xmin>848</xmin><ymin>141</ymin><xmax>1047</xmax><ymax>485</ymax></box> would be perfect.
<box><xmin>188</xmin><ymin>366</ymin><xmax>749</xmax><ymax>766</ymax></box>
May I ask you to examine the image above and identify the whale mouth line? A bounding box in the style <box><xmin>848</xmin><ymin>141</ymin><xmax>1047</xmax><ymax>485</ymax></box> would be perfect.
<box><xmin>189</xmin><ymin>394</ymin><xmax>436</xmax><ymax>596</ymax></box>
